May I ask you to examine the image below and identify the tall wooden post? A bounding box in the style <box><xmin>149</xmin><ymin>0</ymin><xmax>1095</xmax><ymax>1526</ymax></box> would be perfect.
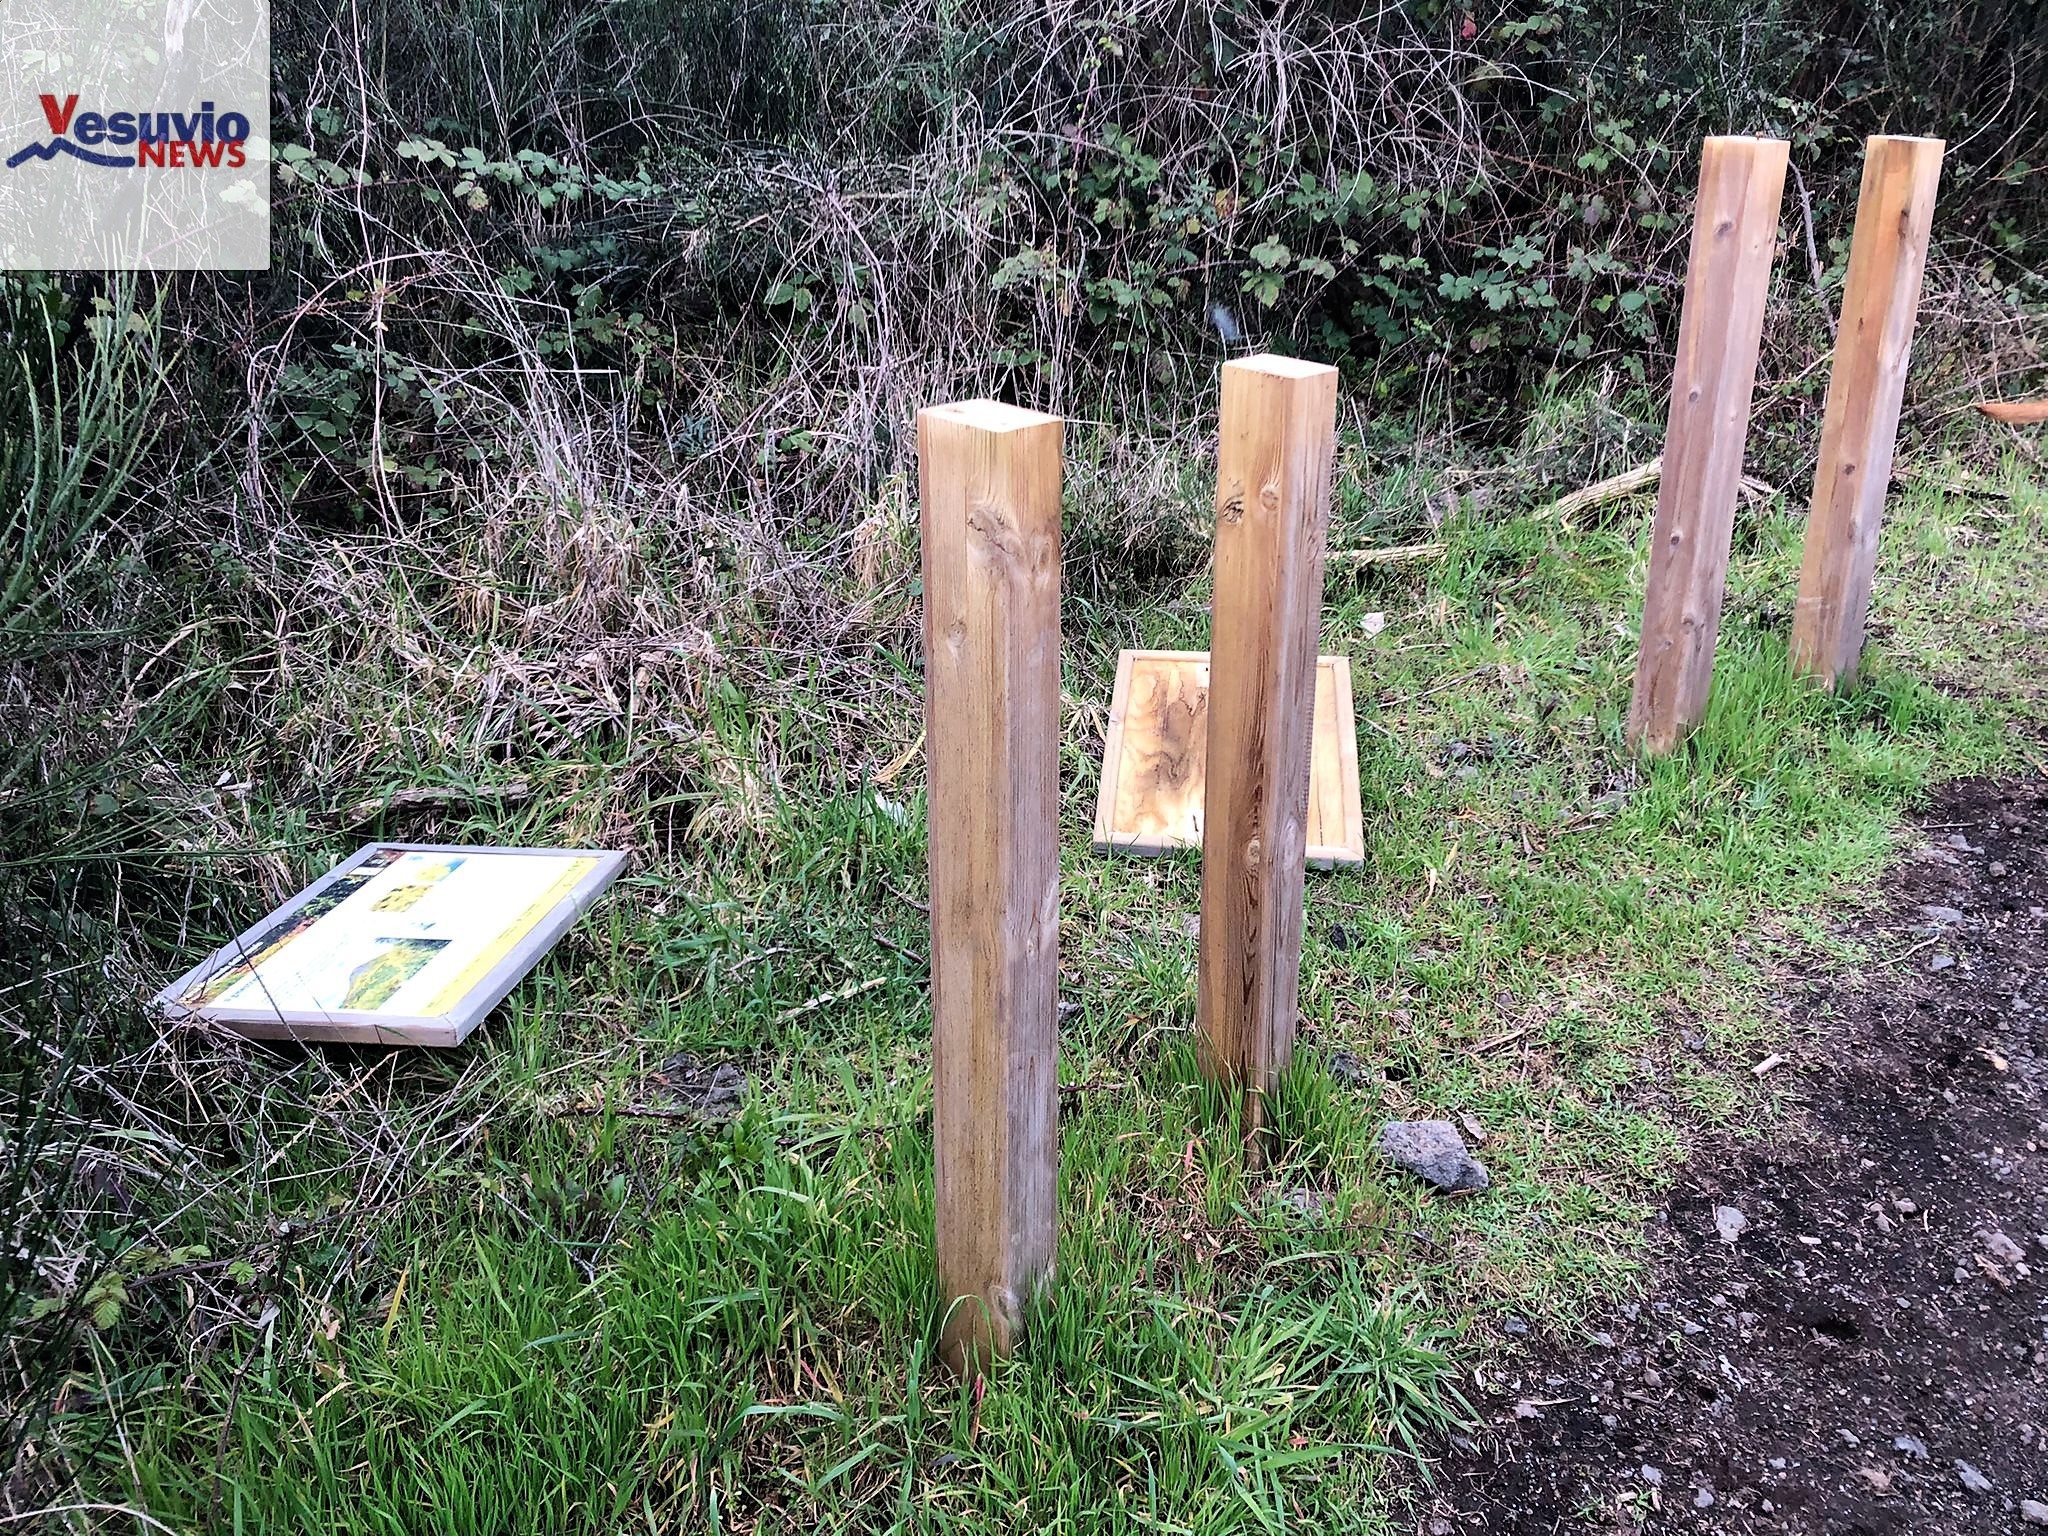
<box><xmin>1196</xmin><ymin>356</ymin><xmax>1338</xmax><ymax>1131</ymax></box>
<box><xmin>918</xmin><ymin>399</ymin><xmax>1062</xmax><ymax>1375</ymax></box>
<box><xmin>1627</xmin><ymin>136</ymin><xmax>1790</xmax><ymax>755</ymax></box>
<box><xmin>1789</xmin><ymin>136</ymin><xmax>1944</xmax><ymax>689</ymax></box>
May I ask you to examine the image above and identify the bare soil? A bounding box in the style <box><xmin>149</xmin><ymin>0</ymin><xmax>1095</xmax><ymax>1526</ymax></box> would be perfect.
<box><xmin>1426</xmin><ymin>775</ymin><xmax>2048</xmax><ymax>1534</ymax></box>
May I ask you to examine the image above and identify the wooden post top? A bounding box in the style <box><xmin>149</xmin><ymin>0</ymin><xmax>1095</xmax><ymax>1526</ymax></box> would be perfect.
<box><xmin>1224</xmin><ymin>353</ymin><xmax>1339</xmax><ymax>382</ymax></box>
<box><xmin>917</xmin><ymin>399</ymin><xmax>1061</xmax><ymax>433</ymax></box>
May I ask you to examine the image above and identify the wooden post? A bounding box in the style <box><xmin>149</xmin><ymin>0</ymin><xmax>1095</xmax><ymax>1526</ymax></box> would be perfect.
<box><xmin>1196</xmin><ymin>356</ymin><xmax>1338</xmax><ymax>1130</ymax></box>
<box><xmin>1789</xmin><ymin>136</ymin><xmax>1944</xmax><ymax>689</ymax></box>
<box><xmin>1626</xmin><ymin>136</ymin><xmax>1790</xmax><ymax>755</ymax></box>
<box><xmin>918</xmin><ymin>399</ymin><xmax>1062</xmax><ymax>1375</ymax></box>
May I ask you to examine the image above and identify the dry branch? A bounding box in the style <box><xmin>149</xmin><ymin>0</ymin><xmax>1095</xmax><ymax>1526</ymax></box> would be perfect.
<box><xmin>1538</xmin><ymin>456</ymin><xmax>1776</xmax><ymax>522</ymax></box>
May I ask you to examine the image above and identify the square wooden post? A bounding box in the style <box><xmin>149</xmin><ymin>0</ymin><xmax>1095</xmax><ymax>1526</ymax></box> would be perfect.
<box><xmin>1789</xmin><ymin>135</ymin><xmax>1944</xmax><ymax>689</ymax></box>
<box><xmin>918</xmin><ymin>399</ymin><xmax>1063</xmax><ymax>1375</ymax></box>
<box><xmin>1626</xmin><ymin>136</ymin><xmax>1789</xmax><ymax>755</ymax></box>
<box><xmin>1195</xmin><ymin>355</ymin><xmax>1338</xmax><ymax>1131</ymax></box>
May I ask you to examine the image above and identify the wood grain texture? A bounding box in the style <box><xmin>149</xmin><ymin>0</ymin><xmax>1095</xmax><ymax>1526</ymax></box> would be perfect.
<box><xmin>1090</xmin><ymin>650</ymin><xmax>1363</xmax><ymax>867</ymax></box>
<box><xmin>1790</xmin><ymin>137</ymin><xmax>1943</xmax><ymax>690</ymax></box>
<box><xmin>1195</xmin><ymin>356</ymin><xmax>1338</xmax><ymax>1126</ymax></box>
<box><xmin>918</xmin><ymin>398</ymin><xmax>1062</xmax><ymax>1374</ymax></box>
<box><xmin>1626</xmin><ymin>136</ymin><xmax>1789</xmax><ymax>755</ymax></box>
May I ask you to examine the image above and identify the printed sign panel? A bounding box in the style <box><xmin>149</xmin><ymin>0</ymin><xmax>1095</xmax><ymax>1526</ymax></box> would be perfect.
<box><xmin>157</xmin><ymin>844</ymin><xmax>629</xmax><ymax>1046</ymax></box>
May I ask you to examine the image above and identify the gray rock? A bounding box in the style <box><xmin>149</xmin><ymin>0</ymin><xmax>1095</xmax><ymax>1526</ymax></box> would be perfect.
<box><xmin>1919</xmin><ymin>904</ymin><xmax>1968</xmax><ymax>926</ymax></box>
<box><xmin>1376</xmin><ymin>1120</ymin><xmax>1489</xmax><ymax>1193</ymax></box>
<box><xmin>1985</xmin><ymin>1231</ymin><xmax>2026</xmax><ymax>1265</ymax></box>
<box><xmin>1894</xmin><ymin>1434</ymin><xmax>1930</xmax><ymax>1461</ymax></box>
<box><xmin>2021</xmin><ymin>1500</ymin><xmax>2048</xmax><ymax>1526</ymax></box>
<box><xmin>1278</xmin><ymin>1187</ymin><xmax>1333</xmax><ymax>1220</ymax></box>
<box><xmin>1694</xmin><ymin>1487</ymin><xmax>1715</xmax><ymax>1509</ymax></box>
<box><xmin>1954</xmin><ymin>1460</ymin><xmax>1991</xmax><ymax>1494</ymax></box>
<box><xmin>1715</xmin><ymin>1205</ymin><xmax>1748</xmax><ymax>1244</ymax></box>
<box><xmin>1640</xmin><ymin>1465</ymin><xmax>1663</xmax><ymax>1486</ymax></box>
<box><xmin>1930</xmin><ymin>954</ymin><xmax>1956</xmax><ymax>972</ymax></box>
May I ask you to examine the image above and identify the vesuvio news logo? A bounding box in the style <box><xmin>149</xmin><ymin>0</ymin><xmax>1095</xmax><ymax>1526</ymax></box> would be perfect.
<box><xmin>7</xmin><ymin>92</ymin><xmax>252</xmax><ymax>170</ymax></box>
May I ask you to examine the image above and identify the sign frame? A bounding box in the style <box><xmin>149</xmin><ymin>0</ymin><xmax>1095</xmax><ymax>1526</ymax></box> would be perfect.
<box><xmin>154</xmin><ymin>843</ymin><xmax>627</xmax><ymax>1046</ymax></box>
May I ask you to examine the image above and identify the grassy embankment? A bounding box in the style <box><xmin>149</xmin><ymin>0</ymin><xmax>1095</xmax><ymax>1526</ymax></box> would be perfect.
<box><xmin>37</xmin><ymin>399</ymin><xmax>2047</xmax><ymax>1532</ymax></box>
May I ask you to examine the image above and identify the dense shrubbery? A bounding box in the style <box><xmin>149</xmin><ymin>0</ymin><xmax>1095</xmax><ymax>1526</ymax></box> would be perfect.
<box><xmin>242</xmin><ymin>0</ymin><xmax>2048</xmax><ymax>514</ymax></box>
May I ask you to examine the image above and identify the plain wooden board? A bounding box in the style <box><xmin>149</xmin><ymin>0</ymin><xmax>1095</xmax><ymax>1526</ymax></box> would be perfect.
<box><xmin>1195</xmin><ymin>355</ymin><xmax>1338</xmax><ymax>1124</ymax></box>
<box><xmin>153</xmin><ymin>844</ymin><xmax>628</xmax><ymax>1047</ymax></box>
<box><xmin>917</xmin><ymin>397</ymin><xmax>1062</xmax><ymax>1373</ymax></box>
<box><xmin>1791</xmin><ymin>136</ymin><xmax>1943</xmax><ymax>689</ymax></box>
<box><xmin>1626</xmin><ymin>136</ymin><xmax>1789</xmax><ymax>755</ymax></box>
<box><xmin>1092</xmin><ymin>650</ymin><xmax>1364</xmax><ymax>868</ymax></box>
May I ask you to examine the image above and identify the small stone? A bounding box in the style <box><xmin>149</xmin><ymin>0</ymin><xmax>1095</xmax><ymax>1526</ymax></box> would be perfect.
<box><xmin>1919</xmin><ymin>904</ymin><xmax>1968</xmax><ymax>925</ymax></box>
<box><xmin>1895</xmin><ymin>1198</ymin><xmax>1918</xmax><ymax>1215</ymax></box>
<box><xmin>1715</xmin><ymin>1205</ymin><xmax>1748</xmax><ymax>1244</ymax></box>
<box><xmin>1376</xmin><ymin>1120</ymin><xmax>1490</xmax><ymax>1193</ymax></box>
<box><xmin>1590</xmin><ymin>1331</ymin><xmax>1616</xmax><ymax>1349</ymax></box>
<box><xmin>1504</xmin><ymin>1315</ymin><xmax>1531</xmax><ymax>1336</ymax></box>
<box><xmin>1945</xmin><ymin>833</ymin><xmax>1981</xmax><ymax>853</ymax></box>
<box><xmin>1930</xmin><ymin>954</ymin><xmax>1956</xmax><ymax>972</ymax></box>
<box><xmin>1641</xmin><ymin>1465</ymin><xmax>1663</xmax><ymax>1486</ymax></box>
<box><xmin>1769</xmin><ymin>1457</ymin><xmax>1787</xmax><ymax>1470</ymax></box>
<box><xmin>2020</xmin><ymin>1499</ymin><xmax>2048</xmax><ymax>1526</ymax></box>
<box><xmin>1279</xmin><ymin>1187</ymin><xmax>1333</xmax><ymax>1220</ymax></box>
<box><xmin>1955</xmin><ymin>1460</ymin><xmax>1991</xmax><ymax>1494</ymax></box>
<box><xmin>1894</xmin><ymin>1434</ymin><xmax>1930</xmax><ymax>1461</ymax></box>
<box><xmin>1989</xmin><ymin>860</ymin><xmax>2008</xmax><ymax>877</ymax></box>
<box><xmin>1694</xmin><ymin>1487</ymin><xmax>1715</xmax><ymax>1509</ymax></box>
<box><xmin>1985</xmin><ymin>1231</ymin><xmax>2026</xmax><ymax>1265</ymax></box>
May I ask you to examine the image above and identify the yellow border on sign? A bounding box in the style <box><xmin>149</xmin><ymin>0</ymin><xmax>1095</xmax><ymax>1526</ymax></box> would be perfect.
<box><xmin>420</xmin><ymin>856</ymin><xmax>599</xmax><ymax>1014</ymax></box>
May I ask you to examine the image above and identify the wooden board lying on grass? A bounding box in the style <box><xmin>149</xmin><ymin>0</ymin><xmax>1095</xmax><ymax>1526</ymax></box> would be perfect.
<box><xmin>1091</xmin><ymin>649</ymin><xmax>1364</xmax><ymax>868</ymax></box>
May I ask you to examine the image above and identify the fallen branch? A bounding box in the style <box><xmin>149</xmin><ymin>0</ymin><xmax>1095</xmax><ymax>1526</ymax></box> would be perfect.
<box><xmin>1537</xmin><ymin>457</ymin><xmax>1775</xmax><ymax>522</ymax></box>
<box><xmin>341</xmin><ymin>781</ymin><xmax>531</xmax><ymax>826</ymax></box>
<box><xmin>776</xmin><ymin>975</ymin><xmax>888</xmax><ymax>1024</ymax></box>
<box><xmin>1326</xmin><ymin>540</ymin><xmax>1444</xmax><ymax>566</ymax></box>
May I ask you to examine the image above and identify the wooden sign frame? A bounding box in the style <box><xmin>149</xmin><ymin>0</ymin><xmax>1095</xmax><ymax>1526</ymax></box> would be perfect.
<box><xmin>1091</xmin><ymin>649</ymin><xmax>1364</xmax><ymax>869</ymax></box>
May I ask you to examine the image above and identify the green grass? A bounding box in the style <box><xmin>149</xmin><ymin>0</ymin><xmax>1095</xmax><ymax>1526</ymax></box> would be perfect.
<box><xmin>40</xmin><ymin>434</ymin><xmax>2048</xmax><ymax>1534</ymax></box>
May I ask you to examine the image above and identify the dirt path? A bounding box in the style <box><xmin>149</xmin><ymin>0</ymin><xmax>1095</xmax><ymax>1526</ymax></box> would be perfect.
<box><xmin>1428</xmin><ymin>775</ymin><xmax>2048</xmax><ymax>1534</ymax></box>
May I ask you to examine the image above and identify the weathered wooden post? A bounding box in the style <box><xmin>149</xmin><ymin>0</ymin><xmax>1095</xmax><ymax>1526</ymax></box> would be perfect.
<box><xmin>1196</xmin><ymin>355</ymin><xmax>1338</xmax><ymax>1132</ymax></box>
<box><xmin>1626</xmin><ymin>136</ymin><xmax>1790</xmax><ymax>755</ymax></box>
<box><xmin>918</xmin><ymin>399</ymin><xmax>1062</xmax><ymax>1374</ymax></box>
<box><xmin>1789</xmin><ymin>136</ymin><xmax>1944</xmax><ymax>689</ymax></box>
